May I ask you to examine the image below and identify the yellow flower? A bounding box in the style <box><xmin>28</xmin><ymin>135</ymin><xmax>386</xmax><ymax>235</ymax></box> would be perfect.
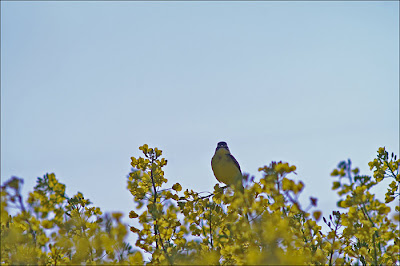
<box><xmin>313</xmin><ymin>211</ymin><xmax>322</xmax><ymax>221</ymax></box>
<box><xmin>172</xmin><ymin>183</ymin><xmax>182</xmax><ymax>192</ymax></box>
<box><xmin>129</xmin><ymin>210</ymin><xmax>139</xmax><ymax>218</ymax></box>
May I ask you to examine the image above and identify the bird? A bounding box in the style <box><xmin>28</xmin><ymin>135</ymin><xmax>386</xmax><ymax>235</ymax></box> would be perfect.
<box><xmin>211</xmin><ymin>141</ymin><xmax>244</xmax><ymax>192</ymax></box>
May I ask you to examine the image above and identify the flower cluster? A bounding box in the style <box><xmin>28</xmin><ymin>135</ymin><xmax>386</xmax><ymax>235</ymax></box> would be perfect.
<box><xmin>1</xmin><ymin>174</ymin><xmax>142</xmax><ymax>265</ymax></box>
<box><xmin>126</xmin><ymin>145</ymin><xmax>399</xmax><ymax>264</ymax></box>
<box><xmin>328</xmin><ymin>147</ymin><xmax>399</xmax><ymax>264</ymax></box>
<box><xmin>1</xmin><ymin>145</ymin><xmax>398</xmax><ymax>265</ymax></box>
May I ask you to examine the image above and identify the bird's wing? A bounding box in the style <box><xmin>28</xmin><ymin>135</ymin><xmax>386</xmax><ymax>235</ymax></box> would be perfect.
<box><xmin>228</xmin><ymin>154</ymin><xmax>242</xmax><ymax>173</ymax></box>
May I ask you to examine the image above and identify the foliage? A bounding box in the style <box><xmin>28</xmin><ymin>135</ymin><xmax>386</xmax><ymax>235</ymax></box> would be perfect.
<box><xmin>1</xmin><ymin>174</ymin><xmax>142</xmax><ymax>265</ymax></box>
<box><xmin>1</xmin><ymin>145</ymin><xmax>399</xmax><ymax>265</ymax></box>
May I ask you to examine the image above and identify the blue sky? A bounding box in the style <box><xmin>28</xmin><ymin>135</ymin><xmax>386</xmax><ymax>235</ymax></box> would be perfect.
<box><xmin>1</xmin><ymin>1</ymin><xmax>399</xmax><ymax>235</ymax></box>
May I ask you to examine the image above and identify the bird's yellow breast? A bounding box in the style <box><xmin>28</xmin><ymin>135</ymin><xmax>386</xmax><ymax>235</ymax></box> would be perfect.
<box><xmin>211</xmin><ymin>149</ymin><xmax>242</xmax><ymax>186</ymax></box>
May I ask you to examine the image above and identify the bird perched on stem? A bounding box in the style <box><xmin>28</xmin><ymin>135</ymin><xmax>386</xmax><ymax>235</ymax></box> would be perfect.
<box><xmin>211</xmin><ymin>141</ymin><xmax>244</xmax><ymax>192</ymax></box>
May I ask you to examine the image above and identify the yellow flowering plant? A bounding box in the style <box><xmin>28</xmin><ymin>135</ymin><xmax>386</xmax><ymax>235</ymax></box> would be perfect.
<box><xmin>1</xmin><ymin>174</ymin><xmax>143</xmax><ymax>265</ymax></box>
<box><xmin>1</xmin><ymin>145</ymin><xmax>399</xmax><ymax>265</ymax></box>
<box><xmin>328</xmin><ymin>147</ymin><xmax>399</xmax><ymax>265</ymax></box>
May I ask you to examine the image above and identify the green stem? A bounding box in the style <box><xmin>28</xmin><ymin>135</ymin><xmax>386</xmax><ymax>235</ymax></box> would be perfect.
<box><xmin>361</xmin><ymin>204</ymin><xmax>380</xmax><ymax>265</ymax></box>
<box><xmin>372</xmin><ymin>233</ymin><xmax>378</xmax><ymax>265</ymax></box>
<box><xmin>149</xmin><ymin>156</ymin><xmax>173</xmax><ymax>265</ymax></box>
<box><xmin>328</xmin><ymin>216</ymin><xmax>340</xmax><ymax>266</ymax></box>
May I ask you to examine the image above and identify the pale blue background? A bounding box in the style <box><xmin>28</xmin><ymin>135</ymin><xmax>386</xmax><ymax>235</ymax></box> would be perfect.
<box><xmin>1</xmin><ymin>1</ymin><xmax>399</xmax><ymax>240</ymax></box>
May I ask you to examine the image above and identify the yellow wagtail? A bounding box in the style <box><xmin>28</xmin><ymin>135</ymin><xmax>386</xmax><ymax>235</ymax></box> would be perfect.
<box><xmin>211</xmin><ymin>141</ymin><xmax>244</xmax><ymax>192</ymax></box>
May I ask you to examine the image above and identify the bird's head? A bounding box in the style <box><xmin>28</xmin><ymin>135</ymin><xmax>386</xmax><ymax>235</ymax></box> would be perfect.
<box><xmin>216</xmin><ymin>141</ymin><xmax>229</xmax><ymax>152</ymax></box>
